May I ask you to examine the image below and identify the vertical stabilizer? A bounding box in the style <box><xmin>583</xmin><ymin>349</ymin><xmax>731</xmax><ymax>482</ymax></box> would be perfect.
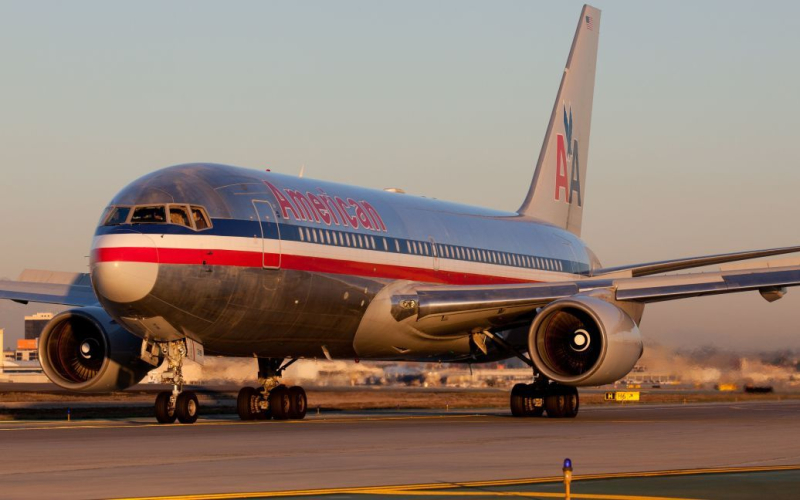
<box><xmin>518</xmin><ymin>5</ymin><xmax>600</xmax><ymax>237</ymax></box>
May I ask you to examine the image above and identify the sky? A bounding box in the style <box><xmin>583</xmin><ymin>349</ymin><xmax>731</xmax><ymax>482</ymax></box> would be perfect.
<box><xmin>1</xmin><ymin>1</ymin><xmax>799</xmax><ymax>351</ymax></box>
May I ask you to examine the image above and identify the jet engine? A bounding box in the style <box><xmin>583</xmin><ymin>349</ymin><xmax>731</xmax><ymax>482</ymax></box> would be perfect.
<box><xmin>38</xmin><ymin>307</ymin><xmax>157</xmax><ymax>392</ymax></box>
<box><xmin>528</xmin><ymin>296</ymin><xmax>643</xmax><ymax>386</ymax></box>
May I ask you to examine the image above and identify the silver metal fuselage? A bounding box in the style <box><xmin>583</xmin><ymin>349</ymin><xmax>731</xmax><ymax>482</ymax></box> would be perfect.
<box><xmin>90</xmin><ymin>164</ymin><xmax>597</xmax><ymax>361</ymax></box>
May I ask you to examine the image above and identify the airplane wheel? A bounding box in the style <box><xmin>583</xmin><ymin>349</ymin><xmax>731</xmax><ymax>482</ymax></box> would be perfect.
<box><xmin>523</xmin><ymin>385</ymin><xmax>545</xmax><ymax>417</ymax></box>
<box><xmin>288</xmin><ymin>386</ymin><xmax>307</xmax><ymax>420</ymax></box>
<box><xmin>563</xmin><ymin>387</ymin><xmax>579</xmax><ymax>418</ymax></box>
<box><xmin>155</xmin><ymin>391</ymin><xmax>176</xmax><ymax>424</ymax></box>
<box><xmin>176</xmin><ymin>391</ymin><xmax>199</xmax><ymax>424</ymax></box>
<box><xmin>269</xmin><ymin>385</ymin><xmax>291</xmax><ymax>420</ymax></box>
<box><xmin>237</xmin><ymin>387</ymin><xmax>259</xmax><ymax>421</ymax></box>
<box><xmin>510</xmin><ymin>383</ymin><xmax>527</xmax><ymax>417</ymax></box>
<box><xmin>545</xmin><ymin>392</ymin><xmax>567</xmax><ymax>418</ymax></box>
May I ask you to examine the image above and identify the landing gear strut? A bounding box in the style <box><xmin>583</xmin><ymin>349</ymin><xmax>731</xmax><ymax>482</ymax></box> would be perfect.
<box><xmin>510</xmin><ymin>375</ymin><xmax>579</xmax><ymax>418</ymax></box>
<box><xmin>237</xmin><ymin>358</ymin><xmax>307</xmax><ymax>421</ymax></box>
<box><xmin>154</xmin><ymin>340</ymin><xmax>199</xmax><ymax>424</ymax></box>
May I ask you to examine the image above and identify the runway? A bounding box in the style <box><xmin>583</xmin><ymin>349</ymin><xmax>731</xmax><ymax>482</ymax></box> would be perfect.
<box><xmin>0</xmin><ymin>400</ymin><xmax>798</xmax><ymax>499</ymax></box>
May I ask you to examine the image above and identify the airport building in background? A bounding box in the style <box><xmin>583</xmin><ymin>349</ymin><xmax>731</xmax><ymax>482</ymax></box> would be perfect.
<box><xmin>25</xmin><ymin>312</ymin><xmax>53</xmax><ymax>340</ymax></box>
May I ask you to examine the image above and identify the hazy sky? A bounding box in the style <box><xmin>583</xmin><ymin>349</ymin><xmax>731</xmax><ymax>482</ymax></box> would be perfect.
<box><xmin>1</xmin><ymin>1</ymin><xmax>799</xmax><ymax>351</ymax></box>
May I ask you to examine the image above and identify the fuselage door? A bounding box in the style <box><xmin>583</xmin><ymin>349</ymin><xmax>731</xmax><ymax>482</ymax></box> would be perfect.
<box><xmin>253</xmin><ymin>200</ymin><xmax>282</xmax><ymax>269</ymax></box>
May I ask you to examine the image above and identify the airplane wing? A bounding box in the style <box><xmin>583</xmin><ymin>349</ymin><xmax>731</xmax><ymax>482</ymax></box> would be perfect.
<box><xmin>590</xmin><ymin>245</ymin><xmax>800</xmax><ymax>278</ymax></box>
<box><xmin>0</xmin><ymin>269</ymin><xmax>98</xmax><ymax>307</ymax></box>
<box><xmin>398</xmin><ymin>263</ymin><xmax>800</xmax><ymax>337</ymax></box>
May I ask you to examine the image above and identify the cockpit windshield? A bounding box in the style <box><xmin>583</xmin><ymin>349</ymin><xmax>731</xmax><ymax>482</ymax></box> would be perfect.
<box><xmin>131</xmin><ymin>206</ymin><xmax>167</xmax><ymax>224</ymax></box>
<box><xmin>103</xmin><ymin>206</ymin><xmax>131</xmax><ymax>226</ymax></box>
<box><xmin>102</xmin><ymin>204</ymin><xmax>212</xmax><ymax>231</ymax></box>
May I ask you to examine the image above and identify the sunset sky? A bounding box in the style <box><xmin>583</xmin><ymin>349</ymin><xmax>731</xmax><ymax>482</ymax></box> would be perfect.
<box><xmin>1</xmin><ymin>1</ymin><xmax>799</xmax><ymax>350</ymax></box>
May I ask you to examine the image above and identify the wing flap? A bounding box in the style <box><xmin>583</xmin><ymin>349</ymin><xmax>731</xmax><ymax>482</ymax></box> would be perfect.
<box><xmin>615</xmin><ymin>266</ymin><xmax>800</xmax><ymax>302</ymax></box>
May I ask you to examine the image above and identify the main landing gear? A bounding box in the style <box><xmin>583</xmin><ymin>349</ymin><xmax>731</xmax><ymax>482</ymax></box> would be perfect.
<box><xmin>154</xmin><ymin>340</ymin><xmax>199</xmax><ymax>424</ymax></box>
<box><xmin>510</xmin><ymin>378</ymin><xmax>579</xmax><ymax>419</ymax></box>
<box><xmin>237</xmin><ymin>358</ymin><xmax>308</xmax><ymax>421</ymax></box>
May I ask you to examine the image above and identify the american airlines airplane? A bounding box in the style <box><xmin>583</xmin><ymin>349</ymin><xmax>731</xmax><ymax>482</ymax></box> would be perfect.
<box><xmin>2</xmin><ymin>5</ymin><xmax>799</xmax><ymax>424</ymax></box>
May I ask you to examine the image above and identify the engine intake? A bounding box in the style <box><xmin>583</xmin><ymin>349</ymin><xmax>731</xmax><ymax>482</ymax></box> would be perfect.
<box><xmin>39</xmin><ymin>307</ymin><xmax>157</xmax><ymax>392</ymax></box>
<box><xmin>528</xmin><ymin>296</ymin><xmax>643</xmax><ymax>386</ymax></box>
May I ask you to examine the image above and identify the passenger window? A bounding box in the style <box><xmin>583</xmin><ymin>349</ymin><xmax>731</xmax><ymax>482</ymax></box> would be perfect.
<box><xmin>383</xmin><ymin>238</ymin><xmax>388</xmax><ymax>251</ymax></box>
<box><xmin>131</xmin><ymin>206</ymin><xmax>166</xmax><ymax>224</ymax></box>
<box><xmin>191</xmin><ymin>207</ymin><xmax>211</xmax><ymax>230</ymax></box>
<box><xmin>103</xmin><ymin>206</ymin><xmax>131</xmax><ymax>226</ymax></box>
<box><xmin>168</xmin><ymin>206</ymin><xmax>192</xmax><ymax>228</ymax></box>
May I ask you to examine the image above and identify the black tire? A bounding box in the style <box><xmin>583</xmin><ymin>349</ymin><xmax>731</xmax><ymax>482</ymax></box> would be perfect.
<box><xmin>237</xmin><ymin>387</ymin><xmax>258</xmax><ymax>421</ymax></box>
<box><xmin>545</xmin><ymin>392</ymin><xmax>567</xmax><ymax>418</ymax></box>
<box><xmin>176</xmin><ymin>391</ymin><xmax>199</xmax><ymax>424</ymax></box>
<box><xmin>563</xmin><ymin>387</ymin><xmax>579</xmax><ymax>418</ymax></box>
<box><xmin>510</xmin><ymin>383</ymin><xmax>527</xmax><ymax>417</ymax></box>
<box><xmin>155</xmin><ymin>391</ymin><xmax>176</xmax><ymax>424</ymax></box>
<box><xmin>523</xmin><ymin>385</ymin><xmax>546</xmax><ymax>417</ymax></box>
<box><xmin>288</xmin><ymin>386</ymin><xmax>307</xmax><ymax>420</ymax></box>
<box><xmin>269</xmin><ymin>385</ymin><xmax>290</xmax><ymax>420</ymax></box>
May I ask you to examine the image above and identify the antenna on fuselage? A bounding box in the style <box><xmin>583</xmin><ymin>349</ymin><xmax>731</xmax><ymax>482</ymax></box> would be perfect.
<box><xmin>299</xmin><ymin>164</ymin><xmax>305</xmax><ymax>178</ymax></box>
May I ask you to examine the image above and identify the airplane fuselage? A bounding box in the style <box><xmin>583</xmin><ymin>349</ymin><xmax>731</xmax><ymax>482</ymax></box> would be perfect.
<box><xmin>90</xmin><ymin>163</ymin><xmax>597</xmax><ymax>361</ymax></box>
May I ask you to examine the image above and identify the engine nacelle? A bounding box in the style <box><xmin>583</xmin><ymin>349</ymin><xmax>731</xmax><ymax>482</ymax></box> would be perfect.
<box><xmin>528</xmin><ymin>296</ymin><xmax>643</xmax><ymax>386</ymax></box>
<box><xmin>38</xmin><ymin>307</ymin><xmax>157</xmax><ymax>392</ymax></box>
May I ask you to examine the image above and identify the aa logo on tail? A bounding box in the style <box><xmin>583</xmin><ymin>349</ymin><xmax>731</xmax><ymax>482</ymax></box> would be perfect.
<box><xmin>554</xmin><ymin>105</ymin><xmax>582</xmax><ymax>206</ymax></box>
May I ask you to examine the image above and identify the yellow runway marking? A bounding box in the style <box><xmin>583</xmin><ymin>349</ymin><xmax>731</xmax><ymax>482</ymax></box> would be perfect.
<box><xmin>351</xmin><ymin>489</ymin><xmax>697</xmax><ymax>499</ymax></box>
<box><xmin>112</xmin><ymin>464</ymin><xmax>800</xmax><ymax>500</ymax></box>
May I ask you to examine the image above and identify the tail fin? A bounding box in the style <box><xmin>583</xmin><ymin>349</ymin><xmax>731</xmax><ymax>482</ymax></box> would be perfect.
<box><xmin>518</xmin><ymin>4</ymin><xmax>601</xmax><ymax>237</ymax></box>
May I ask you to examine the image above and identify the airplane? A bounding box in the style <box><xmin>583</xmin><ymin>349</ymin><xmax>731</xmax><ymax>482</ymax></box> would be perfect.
<box><xmin>2</xmin><ymin>4</ymin><xmax>800</xmax><ymax>424</ymax></box>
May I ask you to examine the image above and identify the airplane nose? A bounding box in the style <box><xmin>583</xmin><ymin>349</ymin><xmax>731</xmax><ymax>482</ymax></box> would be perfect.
<box><xmin>91</xmin><ymin>233</ymin><xmax>159</xmax><ymax>304</ymax></box>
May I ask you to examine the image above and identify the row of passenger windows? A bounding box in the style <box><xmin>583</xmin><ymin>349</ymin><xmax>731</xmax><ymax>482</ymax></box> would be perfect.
<box><xmin>295</xmin><ymin>226</ymin><xmax>565</xmax><ymax>272</ymax></box>
<box><xmin>103</xmin><ymin>205</ymin><xmax>212</xmax><ymax>231</ymax></box>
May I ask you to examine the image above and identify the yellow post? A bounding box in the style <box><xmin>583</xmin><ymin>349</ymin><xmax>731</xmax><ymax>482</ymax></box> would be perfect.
<box><xmin>67</xmin><ymin>408</ymin><xmax>71</xmax><ymax>422</ymax></box>
<box><xmin>563</xmin><ymin>458</ymin><xmax>573</xmax><ymax>500</ymax></box>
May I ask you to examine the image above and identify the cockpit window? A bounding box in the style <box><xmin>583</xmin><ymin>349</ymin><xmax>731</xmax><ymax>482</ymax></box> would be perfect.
<box><xmin>131</xmin><ymin>206</ymin><xmax>167</xmax><ymax>224</ymax></box>
<box><xmin>191</xmin><ymin>206</ymin><xmax>211</xmax><ymax>230</ymax></box>
<box><xmin>103</xmin><ymin>206</ymin><xmax>131</xmax><ymax>226</ymax></box>
<box><xmin>103</xmin><ymin>204</ymin><xmax>211</xmax><ymax>230</ymax></box>
<box><xmin>168</xmin><ymin>205</ymin><xmax>192</xmax><ymax>228</ymax></box>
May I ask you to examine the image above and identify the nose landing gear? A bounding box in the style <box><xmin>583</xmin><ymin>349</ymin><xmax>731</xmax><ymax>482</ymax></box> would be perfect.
<box><xmin>154</xmin><ymin>340</ymin><xmax>199</xmax><ymax>424</ymax></box>
<box><xmin>237</xmin><ymin>358</ymin><xmax>308</xmax><ymax>421</ymax></box>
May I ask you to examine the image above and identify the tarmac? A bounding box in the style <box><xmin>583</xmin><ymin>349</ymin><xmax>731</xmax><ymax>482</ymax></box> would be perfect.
<box><xmin>0</xmin><ymin>400</ymin><xmax>798</xmax><ymax>499</ymax></box>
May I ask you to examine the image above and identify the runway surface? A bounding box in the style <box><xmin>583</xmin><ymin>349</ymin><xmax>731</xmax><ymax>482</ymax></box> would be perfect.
<box><xmin>1</xmin><ymin>400</ymin><xmax>798</xmax><ymax>499</ymax></box>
